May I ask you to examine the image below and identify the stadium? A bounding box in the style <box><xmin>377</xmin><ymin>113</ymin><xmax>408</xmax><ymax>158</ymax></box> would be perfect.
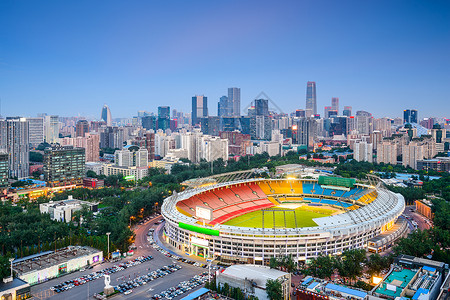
<box><xmin>161</xmin><ymin>174</ymin><xmax>406</xmax><ymax>264</ymax></box>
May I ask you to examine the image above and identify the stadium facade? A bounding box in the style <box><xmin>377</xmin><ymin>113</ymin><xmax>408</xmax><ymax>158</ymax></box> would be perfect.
<box><xmin>161</xmin><ymin>177</ymin><xmax>405</xmax><ymax>264</ymax></box>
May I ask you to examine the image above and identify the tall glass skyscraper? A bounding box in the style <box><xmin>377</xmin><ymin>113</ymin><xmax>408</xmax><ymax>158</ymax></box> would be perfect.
<box><xmin>305</xmin><ymin>81</ymin><xmax>317</xmax><ymax>118</ymax></box>
<box><xmin>101</xmin><ymin>104</ymin><xmax>112</xmax><ymax>126</ymax></box>
<box><xmin>192</xmin><ymin>95</ymin><xmax>208</xmax><ymax>125</ymax></box>
<box><xmin>228</xmin><ymin>87</ymin><xmax>240</xmax><ymax>117</ymax></box>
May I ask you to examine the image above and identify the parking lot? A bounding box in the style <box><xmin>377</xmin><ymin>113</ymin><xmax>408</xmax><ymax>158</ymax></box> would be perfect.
<box><xmin>30</xmin><ymin>214</ymin><xmax>211</xmax><ymax>299</ymax></box>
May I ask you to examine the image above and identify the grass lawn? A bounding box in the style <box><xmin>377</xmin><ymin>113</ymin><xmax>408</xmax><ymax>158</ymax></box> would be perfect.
<box><xmin>223</xmin><ymin>206</ymin><xmax>335</xmax><ymax>228</ymax></box>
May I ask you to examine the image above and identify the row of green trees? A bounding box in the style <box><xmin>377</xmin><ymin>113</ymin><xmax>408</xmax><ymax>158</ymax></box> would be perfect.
<box><xmin>393</xmin><ymin>198</ymin><xmax>450</xmax><ymax>264</ymax></box>
<box><xmin>301</xmin><ymin>249</ymin><xmax>391</xmax><ymax>291</ymax></box>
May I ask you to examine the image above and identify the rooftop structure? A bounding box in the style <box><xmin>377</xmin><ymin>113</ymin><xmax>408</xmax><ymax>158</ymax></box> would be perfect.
<box><xmin>39</xmin><ymin>195</ymin><xmax>98</xmax><ymax>223</ymax></box>
<box><xmin>12</xmin><ymin>246</ymin><xmax>103</xmax><ymax>285</ymax></box>
<box><xmin>296</xmin><ymin>276</ymin><xmax>368</xmax><ymax>300</ymax></box>
<box><xmin>373</xmin><ymin>257</ymin><xmax>446</xmax><ymax>300</ymax></box>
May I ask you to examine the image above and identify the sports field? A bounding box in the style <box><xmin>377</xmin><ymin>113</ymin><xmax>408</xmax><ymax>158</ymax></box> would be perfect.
<box><xmin>223</xmin><ymin>205</ymin><xmax>337</xmax><ymax>228</ymax></box>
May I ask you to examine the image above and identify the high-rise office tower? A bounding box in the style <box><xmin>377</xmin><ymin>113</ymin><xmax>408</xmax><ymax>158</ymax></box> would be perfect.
<box><xmin>27</xmin><ymin>117</ymin><xmax>44</xmax><ymax>147</ymax></box>
<box><xmin>1</xmin><ymin>118</ymin><xmax>30</xmax><ymax>178</ymax></box>
<box><xmin>331</xmin><ymin>97</ymin><xmax>339</xmax><ymax>113</ymax></box>
<box><xmin>305</xmin><ymin>81</ymin><xmax>317</xmax><ymax>118</ymax></box>
<box><xmin>343</xmin><ymin>106</ymin><xmax>352</xmax><ymax>117</ymax></box>
<box><xmin>218</xmin><ymin>96</ymin><xmax>229</xmax><ymax>117</ymax></box>
<box><xmin>142</xmin><ymin>116</ymin><xmax>157</xmax><ymax>131</ymax></box>
<box><xmin>295</xmin><ymin>118</ymin><xmax>317</xmax><ymax>150</ymax></box>
<box><xmin>255</xmin><ymin>99</ymin><xmax>269</xmax><ymax>116</ymax></box>
<box><xmin>192</xmin><ymin>95</ymin><xmax>208</xmax><ymax>126</ymax></box>
<box><xmin>324</xmin><ymin>107</ymin><xmax>337</xmax><ymax>119</ymax></box>
<box><xmin>44</xmin><ymin>115</ymin><xmax>59</xmax><ymax>143</ymax></box>
<box><xmin>158</xmin><ymin>106</ymin><xmax>170</xmax><ymax>131</ymax></box>
<box><xmin>410</xmin><ymin>109</ymin><xmax>418</xmax><ymax>124</ymax></box>
<box><xmin>403</xmin><ymin>109</ymin><xmax>417</xmax><ymax>124</ymax></box>
<box><xmin>101</xmin><ymin>104</ymin><xmax>112</xmax><ymax>126</ymax></box>
<box><xmin>76</xmin><ymin>120</ymin><xmax>90</xmax><ymax>137</ymax></box>
<box><xmin>403</xmin><ymin>109</ymin><xmax>411</xmax><ymax>124</ymax></box>
<box><xmin>228</xmin><ymin>87</ymin><xmax>241</xmax><ymax>116</ymax></box>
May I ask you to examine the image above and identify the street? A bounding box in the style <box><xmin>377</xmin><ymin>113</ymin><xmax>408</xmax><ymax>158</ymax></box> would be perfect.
<box><xmin>30</xmin><ymin>215</ymin><xmax>206</xmax><ymax>300</ymax></box>
<box><xmin>402</xmin><ymin>205</ymin><xmax>432</xmax><ymax>231</ymax></box>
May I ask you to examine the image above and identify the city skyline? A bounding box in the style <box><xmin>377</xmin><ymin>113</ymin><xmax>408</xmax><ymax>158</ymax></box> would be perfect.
<box><xmin>0</xmin><ymin>0</ymin><xmax>449</xmax><ymax>118</ymax></box>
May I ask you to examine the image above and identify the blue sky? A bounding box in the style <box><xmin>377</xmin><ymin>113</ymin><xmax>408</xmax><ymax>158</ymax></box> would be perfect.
<box><xmin>0</xmin><ymin>0</ymin><xmax>449</xmax><ymax>119</ymax></box>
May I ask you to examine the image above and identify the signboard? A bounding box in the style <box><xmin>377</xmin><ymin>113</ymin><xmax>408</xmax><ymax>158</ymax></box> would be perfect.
<box><xmin>179</xmin><ymin>222</ymin><xmax>220</xmax><ymax>236</ymax></box>
<box><xmin>58</xmin><ymin>264</ymin><xmax>67</xmax><ymax>275</ymax></box>
<box><xmin>124</xmin><ymin>175</ymin><xmax>135</xmax><ymax>181</ymax></box>
<box><xmin>191</xmin><ymin>236</ymin><xmax>209</xmax><ymax>247</ymax></box>
<box><xmin>93</xmin><ymin>255</ymin><xmax>99</xmax><ymax>263</ymax></box>
<box><xmin>112</xmin><ymin>251</ymin><xmax>120</xmax><ymax>259</ymax></box>
<box><xmin>318</xmin><ymin>176</ymin><xmax>355</xmax><ymax>188</ymax></box>
<box><xmin>196</xmin><ymin>206</ymin><xmax>213</xmax><ymax>221</ymax></box>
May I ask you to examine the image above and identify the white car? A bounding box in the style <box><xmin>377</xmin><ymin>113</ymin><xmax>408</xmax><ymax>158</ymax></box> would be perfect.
<box><xmin>124</xmin><ymin>290</ymin><xmax>133</xmax><ymax>295</ymax></box>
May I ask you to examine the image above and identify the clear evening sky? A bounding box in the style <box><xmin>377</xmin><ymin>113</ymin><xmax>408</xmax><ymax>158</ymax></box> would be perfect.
<box><xmin>0</xmin><ymin>0</ymin><xmax>449</xmax><ymax>119</ymax></box>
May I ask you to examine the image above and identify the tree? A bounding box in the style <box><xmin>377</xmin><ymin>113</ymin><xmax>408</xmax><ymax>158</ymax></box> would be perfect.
<box><xmin>307</xmin><ymin>255</ymin><xmax>336</xmax><ymax>279</ymax></box>
<box><xmin>29</xmin><ymin>151</ymin><xmax>44</xmax><ymax>162</ymax></box>
<box><xmin>336</xmin><ymin>249</ymin><xmax>366</xmax><ymax>283</ymax></box>
<box><xmin>86</xmin><ymin>170</ymin><xmax>98</xmax><ymax>178</ymax></box>
<box><xmin>269</xmin><ymin>257</ymin><xmax>278</xmax><ymax>269</ymax></box>
<box><xmin>266</xmin><ymin>279</ymin><xmax>282</xmax><ymax>300</ymax></box>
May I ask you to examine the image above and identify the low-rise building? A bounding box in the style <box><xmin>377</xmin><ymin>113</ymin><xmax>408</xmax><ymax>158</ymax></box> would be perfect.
<box><xmin>12</xmin><ymin>246</ymin><xmax>103</xmax><ymax>285</ymax></box>
<box><xmin>372</xmin><ymin>256</ymin><xmax>445</xmax><ymax>300</ymax></box>
<box><xmin>296</xmin><ymin>276</ymin><xmax>368</xmax><ymax>300</ymax></box>
<box><xmin>39</xmin><ymin>196</ymin><xmax>98</xmax><ymax>223</ymax></box>
<box><xmin>216</xmin><ymin>265</ymin><xmax>291</xmax><ymax>300</ymax></box>
<box><xmin>83</xmin><ymin>177</ymin><xmax>104</xmax><ymax>189</ymax></box>
<box><xmin>0</xmin><ymin>277</ymin><xmax>30</xmax><ymax>300</ymax></box>
<box><xmin>101</xmin><ymin>164</ymin><xmax>148</xmax><ymax>180</ymax></box>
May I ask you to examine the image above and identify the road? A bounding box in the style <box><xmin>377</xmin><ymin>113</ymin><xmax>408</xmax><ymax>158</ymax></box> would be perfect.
<box><xmin>402</xmin><ymin>205</ymin><xmax>432</xmax><ymax>231</ymax></box>
<box><xmin>30</xmin><ymin>215</ymin><xmax>205</xmax><ymax>300</ymax></box>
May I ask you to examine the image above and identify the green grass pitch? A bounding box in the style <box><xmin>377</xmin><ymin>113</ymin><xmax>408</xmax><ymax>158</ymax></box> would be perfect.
<box><xmin>223</xmin><ymin>206</ymin><xmax>335</xmax><ymax>228</ymax></box>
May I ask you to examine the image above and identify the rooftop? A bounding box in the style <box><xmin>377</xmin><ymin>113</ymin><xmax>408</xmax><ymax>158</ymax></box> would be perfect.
<box><xmin>0</xmin><ymin>277</ymin><xmax>29</xmax><ymax>292</ymax></box>
<box><xmin>221</xmin><ymin>265</ymin><xmax>288</xmax><ymax>287</ymax></box>
<box><xmin>12</xmin><ymin>246</ymin><xmax>101</xmax><ymax>275</ymax></box>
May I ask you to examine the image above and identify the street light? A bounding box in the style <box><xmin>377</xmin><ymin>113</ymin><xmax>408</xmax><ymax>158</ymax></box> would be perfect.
<box><xmin>106</xmin><ymin>232</ymin><xmax>111</xmax><ymax>260</ymax></box>
<box><xmin>9</xmin><ymin>258</ymin><xmax>14</xmax><ymax>278</ymax></box>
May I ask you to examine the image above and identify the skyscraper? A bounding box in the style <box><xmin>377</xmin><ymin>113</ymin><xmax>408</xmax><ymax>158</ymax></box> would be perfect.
<box><xmin>305</xmin><ymin>81</ymin><xmax>317</xmax><ymax>118</ymax></box>
<box><xmin>410</xmin><ymin>109</ymin><xmax>418</xmax><ymax>124</ymax></box>
<box><xmin>255</xmin><ymin>99</ymin><xmax>269</xmax><ymax>116</ymax></box>
<box><xmin>192</xmin><ymin>95</ymin><xmax>208</xmax><ymax>126</ymax></box>
<box><xmin>218</xmin><ymin>96</ymin><xmax>229</xmax><ymax>117</ymax></box>
<box><xmin>343</xmin><ymin>106</ymin><xmax>352</xmax><ymax>117</ymax></box>
<box><xmin>403</xmin><ymin>109</ymin><xmax>411</xmax><ymax>124</ymax></box>
<box><xmin>101</xmin><ymin>104</ymin><xmax>112</xmax><ymax>126</ymax></box>
<box><xmin>228</xmin><ymin>87</ymin><xmax>241</xmax><ymax>116</ymax></box>
<box><xmin>331</xmin><ymin>97</ymin><xmax>339</xmax><ymax>113</ymax></box>
<box><xmin>158</xmin><ymin>106</ymin><xmax>170</xmax><ymax>131</ymax></box>
<box><xmin>44</xmin><ymin>115</ymin><xmax>59</xmax><ymax>143</ymax></box>
<box><xmin>27</xmin><ymin>117</ymin><xmax>44</xmax><ymax>147</ymax></box>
